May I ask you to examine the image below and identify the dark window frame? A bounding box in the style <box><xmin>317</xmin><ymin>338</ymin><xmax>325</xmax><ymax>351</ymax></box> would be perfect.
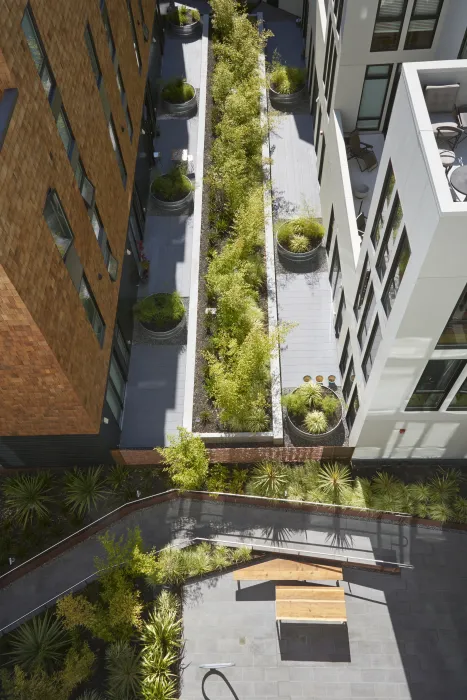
<box><xmin>335</xmin><ymin>293</ymin><xmax>346</xmax><ymax>338</ymax></box>
<box><xmin>43</xmin><ymin>189</ymin><xmax>74</xmax><ymax>260</ymax></box>
<box><xmin>436</xmin><ymin>284</ymin><xmax>467</xmax><ymax>349</ymax></box>
<box><xmin>84</xmin><ymin>24</ymin><xmax>102</xmax><ymax>88</ymax></box>
<box><xmin>357</xmin><ymin>64</ymin><xmax>392</xmax><ymax>131</ymax></box>
<box><xmin>371</xmin><ymin>161</ymin><xmax>395</xmax><ymax>249</ymax></box>
<box><xmin>79</xmin><ymin>275</ymin><xmax>106</xmax><ymax>346</ymax></box>
<box><xmin>56</xmin><ymin>106</ymin><xmax>74</xmax><ymax>158</ymax></box>
<box><xmin>343</xmin><ymin>358</ymin><xmax>355</xmax><ymax>402</ymax></box>
<box><xmin>362</xmin><ymin>316</ymin><xmax>382</xmax><ymax>381</ymax></box>
<box><xmin>100</xmin><ymin>1</ymin><xmax>116</xmax><ymax>61</ymax></box>
<box><xmin>346</xmin><ymin>388</ymin><xmax>360</xmax><ymax>431</ymax></box>
<box><xmin>404</xmin><ymin>0</ymin><xmax>444</xmax><ymax>50</ymax></box>
<box><xmin>335</xmin><ymin>0</ymin><xmax>345</xmax><ymax>31</ymax></box>
<box><xmin>406</xmin><ymin>359</ymin><xmax>466</xmax><ymax>412</ymax></box>
<box><xmin>326</xmin><ymin>45</ymin><xmax>338</xmax><ymax>111</ymax></box>
<box><xmin>371</xmin><ymin>0</ymin><xmax>408</xmax><ymax>52</ymax></box>
<box><xmin>21</xmin><ymin>5</ymin><xmax>56</xmax><ymax>103</ymax></box>
<box><xmin>126</xmin><ymin>0</ymin><xmax>142</xmax><ymax>73</ymax></box>
<box><xmin>353</xmin><ymin>254</ymin><xmax>370</xmax><ymax>319</ymax></box>
<box><xmin>318</xmin><ymin>135</ymin><xmax>326</xmax><ymax>184</ymax></box>
<box><xmin>326</xmin><ymin>207</ymin><xmax>335</xmax><ymax>254</ymax></box>
<box><xmin>329</xmin><ymin>240</ymin><xmax>341</xmax><ymax>297</ymax></box>
<box><xmin>447</xmin><ymin>375</ymin><xmax>467</xmax><ymax>411</ymax></box>
<box><xmin>382</xmin><ymin>228</ymin><xmax>411</xmax><ymax>316</ymax></box>
<box><xmin>376</xmin><ymin>193</ymin><xmax>403</xmax><ymax>281</ymax></box>
<box><xmin>108</xmin><ymin>116</ymin><xmax>127</xmax><ymax>187</ymax></box>
<box><xmin>459</xmin><ymin>29</ymin><xmax>467</xmax><ymax>59</ymax></box>
<box><xmin>358</xmin><ymin>285</ymin><xmax>376</xmax><ymax>349</ymax></box>
<box><xmin>339</xmin><ymin>332</ymin><xmax>350</xmax><ymax>376</ymax></box>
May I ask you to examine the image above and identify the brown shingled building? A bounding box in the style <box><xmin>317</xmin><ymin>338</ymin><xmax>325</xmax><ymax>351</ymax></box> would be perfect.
<box><xmin>0</xmin><ymin>0</ymin><xmax>163</xmax><ymax>466</ymax></box>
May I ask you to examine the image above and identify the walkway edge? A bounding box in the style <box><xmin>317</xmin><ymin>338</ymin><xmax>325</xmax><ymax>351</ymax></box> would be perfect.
<box><xmin>183</xmin><ymin>14</ymin><xmax>209</xmax><ymax>433</ymax></box>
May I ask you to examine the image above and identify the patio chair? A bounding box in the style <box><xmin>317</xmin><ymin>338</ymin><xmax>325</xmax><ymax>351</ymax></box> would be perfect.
<box><xmin>347</xmin><ymin>130</ymin><xmax>378</xmax><ymax>172</ymax></box>
<box><xmin>436</xmin><ymin>125</ymin><xmax>463</xmax><ymax>149</ymax></box>
<box><xmin>424</xmin><ymin>83</ymin><xmax>460</xmax><ymax>136</ymax></box>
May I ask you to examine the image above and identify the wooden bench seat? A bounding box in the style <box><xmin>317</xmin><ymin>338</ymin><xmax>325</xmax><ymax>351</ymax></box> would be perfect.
<box><xmin>233</xmin><ymin>558</ymin><xmax>343</xmax><ymax>582</ymax></box>
<box><xmin>275</xmin><ymin>585</ymin><xmax>347</xmax><ymax>623</ymax></box>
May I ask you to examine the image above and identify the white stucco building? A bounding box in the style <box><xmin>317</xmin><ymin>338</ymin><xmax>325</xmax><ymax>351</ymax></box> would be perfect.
<box><xmin>301</xmin><ymin>0</ymin><xmax>467</xmax><ymax>460</ymax></box>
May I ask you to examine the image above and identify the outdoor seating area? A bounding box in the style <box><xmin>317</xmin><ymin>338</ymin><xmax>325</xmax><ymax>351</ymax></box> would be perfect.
<box><xmin>347</xmin><ymin>131</ymin><xmax>385</xmax><ymax>220</ymax></box>
<box><xmin>424</xmin><ymin>82</ymin><xmax>467</xmax><ymax>201</ymax></box>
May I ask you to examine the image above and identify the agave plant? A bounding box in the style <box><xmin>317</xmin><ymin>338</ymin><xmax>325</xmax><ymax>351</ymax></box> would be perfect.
<box><xmin>249</xmin><ymin>461</ymin><xmax>288</xmax><ymax>498</ymax></box>
<box><xmin>317</xmin><ymin>463</ymin><xmax>352</xmax><ymax>504</ymax></box>
<box><xmin>407</xmin><ymin>481</ymin><xmax>431</xmax><ymax>517</ymax></box>
<box><xmin>107</xmin><ymin>464</ymin><xmax>130</xmax><ymax>492</ymax></box>
<box><xmin>64</xmin><ymin>466</ymin><xmax>108</xmax><ymax>518</ymax></box>
<box><xmin>142</xmin><ymin>605</ymin><xmax>182</xmax><ymax>650</ymax></box>
<box><xmin>9</xmin><ymin>611</ymin><xmax>69</xmax><ymax>672</ymax></box>
<box><xmin>427</xmin><ymin>501</ymin><xmax>454</xmax><ymax>523</ymax></box>
<box><xmin>428</xmin><ymin>469</ymin><xmax>460</xmax><ymax>503</ymax></box>
<box><xmin>105</xmin><ymin>641</ymin><xmax>142</xmax><ymax>700</ymax></box>
<box><xmin>3</xmin><ymin>472</ymin><xmax>53</xmax><ymax>528</ymax></box>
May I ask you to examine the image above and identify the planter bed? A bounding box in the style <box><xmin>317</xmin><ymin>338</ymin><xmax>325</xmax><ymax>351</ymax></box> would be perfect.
<box><xmin>139</xmin><ymin>310</ymin><xmax>186</xmax><ymax>340</ymax></box>
<box><xmin>269</xmin><ymin>84</ymin><xmax>306</xmax><ymax>109</ymax></box>
<box><xmin>167</xmin><ymin>7</ymin><xmax>201</xmax><ymax>37</ymax></box>
<box><xmin>151</xmin><ymin>184</ymin><xmax>193</xmax><ymax>213</ymax></box>
<box><xmin>276</xmin><ymin>217</ymin><xmax>324</xmax><ymax>263</ymax></box>
<box><xmin>286</xmin><ymin>385</ymin><xmax>343</xmax><ymax>446</ymax></box>
<box><xmin>163</xmin><ymin>90</ymin><xmax>197</xmax><ymax>116</ymax></box>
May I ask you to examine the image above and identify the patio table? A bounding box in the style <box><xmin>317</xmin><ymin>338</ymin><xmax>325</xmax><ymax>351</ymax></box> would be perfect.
<box><xmin>450</xmin><ymin>165</ymin><xmax>467</xmax><ymax>199</ymax></box>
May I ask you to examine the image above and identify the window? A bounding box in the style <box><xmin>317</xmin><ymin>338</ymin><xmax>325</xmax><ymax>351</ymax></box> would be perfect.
<box><xmin>106</xmin><ymin>353</ymin><xmax>126</xmax><ymax>424</ymax></box>
<box><xmin>43</xmin><ymin>190</ymin><xmax>74</xmax><ymax>259</ymax></box>
<box><xmin>125</xmin><ymin>105</ymin><xmax>133</xmax><ymax>142</ymax></box>
<box><xmin>371</xmin><ymin>0</ymin><xmax>408</xmax><ymax>52</ymax></box>
<box><xmin>74</xmin><ymin>160</ymin><xmax>95</xmax><ymax>208</ymax></box>
<box><xmin>115</xmin><ymin>324</ymin><xmax>130</xmax><ymax>371</ymax></box>
<box><xmin>437</xmin><ymin>285</ymin><xmax>467</xmax><ymax>348</ymax></box>
<box><xmin>406</xmin><ymin>359</ymin><xmax>465</xmax><ymax>411</ymax></box>
<box><xmin>459</xmin><ymin>29</ymin><xmax>467</xmax><ymax>59</ymax></box>
<box><xmin>91</xmin><ymin>208</ymin><xmax>119</xmax><ymax>281</ymax></box>
<box><xmin>326</xmin><ymin>46</ymin><xmax>337</xmax><ymax>112</ymax></box>
<box><xmin>21</xmin><ymin>6</ymin><xmax>55</xmax><ymax>102</ymax></box>
<box><xmin>108</xmin><ymin>117</ymin><xmax>127</xmax><ymax>186</ymax></box>
<box><xmin>323</xmin><ymin>23</ymin><xmax>333</xmax><ymax>86</ymax></box>
<box><xmin>91</xmin><ymin>208</ymin><xmax>104</xmax><ymax>242</ymax></box>
<box><xmin>362</xmin><ymin>317</ymin><xmax>382</xmax><ymax>380</ymax></box>
<box><xmin>405</xmin><ymin>0</ymin><xmax>444</xmax><ymax>50</ymax></box>
<box><xmin>334</xmin><ymin>0</ymin><xmax>345</xmax><ymax>31</ymax></box>
<box><xmin>371</xmin><ymin>162</ymin><xmax>395</xmax><ymax>248</ymax></box>
<box><xmin>383</xmin><ymin>64</ymin><xmax>401</xmax><ymax>134</ymax></box>
<box><xmin>358</xmin><ymin>286</ymin><xmax>376</xmax><ymax>348</ymax></box>
<box><xmin>346</xmin><ymin>389</ymin><xmax>360</xmax><ymax>431</ymax></box>
<box><xmin>339</xmin><ymin>332</ymin><xmax>350</xmax><ymax>376</ymax></box>
<box><xmin>318</xmin><ymin>135</ymin><xmax>326</xmax><ymax>184</ymax></box>
<box><xmin>84</xmin><ymin>25</ymin><xmax>102</xmax><ymax>87</ymax></box>
<box><xmin>335</xmin><ymin>294</ymin><xmax>345</xmax><ymax>337</ymax></box>
<box><xmin>79</xmin><ymin>276</ymin><xmax>105</xmax><ymax>345</ymax></box>
<box><xmin>56</xmin><ymin>108</ymin><xmax>74</xmax><ymax>157</ymax></box>
<box><xmin>314</xmin><ymin>105</ymin><xmax>322</xmax><ymax>153</ymax></box>
<box><xmin>382</xmin><ymin>229</ymin><xmax>410</xmax><ymax>316</ymax></box>
<box><xmin>354</xmin><ymin>255</ymin><xmax>370</xmax><ymax>319</ymax></box>
<box><xmin>326</xmin><ymin>208</ymin><xmax>334</xmax><ymax>254</ymax></box>
<box><xmin>447</xmin><ymin>376</ymin><xmax>467</xmax><ymax>411</ymax></box>
<box><xmin>343</xmin><ymin>359</ymin><xmax>355</xmax><ymax>401</ymax></box>
<box><xmin>357</xmin><ymin>64</ymin><xmax>392</xmax><ymax>131</ymax></box>
<box><xmin>116</xmin><ymin>67</ymin><xmax>125</xmax><ymax>100</ymax></box>
<box><xmin>329</xmin><ymin>242</ymin><xmax>341</xmax><ymax>297</ymax></box>
<box><xmin>376</xmin><ymin>194</ymin><xmax>403</xmax><ymax>280</ymax></box>
<box><xmin>126</xmin><ymin>0</ymin><xmax>142</xmax><ymax>72</ymax></box>
<box><xmin>100</xmin><ymin>2</ymin><xmax>116</xmax><ymax>60</ymax></box>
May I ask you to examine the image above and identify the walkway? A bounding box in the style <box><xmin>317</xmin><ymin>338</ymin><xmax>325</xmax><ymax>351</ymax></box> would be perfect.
<box><xmin>267</xmin><ymin>19</ymin><xmax>341</xmax><ymax>391</ymax></box>
<box><xmin>120</xmin><ymin>15</ymin><xmax>207</xmax><ymax>448</ymax></box>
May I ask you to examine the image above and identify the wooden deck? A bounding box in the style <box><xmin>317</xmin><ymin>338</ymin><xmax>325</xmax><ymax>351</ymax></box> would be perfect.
<box><xmin>233</xmin><ymin>558</ymin><xmax>343</xmax><ymax>582</ymax></box>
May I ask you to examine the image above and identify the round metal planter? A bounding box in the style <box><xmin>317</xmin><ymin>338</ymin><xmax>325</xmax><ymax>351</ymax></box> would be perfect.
<box><xmin>286</xmin><ymin>387</ymin><xmax>343</xmax><ymax>445</ymax></box>
<box><xmin>140</xmin><ymin>311</ymin><xmax>186</xmax><ymax>340</ymax></box>
<box><xmin>162</xmin><ymin>91</ymin><xmax>197</xmax><ymax>116</ymax></box>
<box><xmin>151</xmin><ymin>185</ymin><xmax>193</xmax><ymax>213</ymax></box>
<box><xmin>168</xmin><ymin>19</ymin><xmax>201</xmax><ymax>37</ymax></box>
<box><xmin>269</xmin><ymin>85</ymin><xmax>306</xmax><ymax>110</ymax></box>
<box><xmin>276</xmin><ymin>238</ymin><xmax>321</xmax><ymax>263</ymax></box>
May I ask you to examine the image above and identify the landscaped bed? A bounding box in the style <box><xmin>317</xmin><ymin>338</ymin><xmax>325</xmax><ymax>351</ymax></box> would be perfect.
<box><xmin>268</xmin><ymin>54</ymin><xmax>306</xmax><ymax>108</ymax></box>
<box><xmin>283</xmin><ymin>381</ymin><xmax>343</xmax><ymax>444</ymax></box>
<box><xmin>276</xmin><ymin>216</ymin><xmax>325</xmax><ymax>261</ymax></box>
<box><xmin>0</xmin><ymin>529</ymin><xmax>252</xmax><ymax>699</ymax></box>
<box><xmin>192</xmin><ymin>0</ymin><xmax>277</xmax><ymax>435</ymax></box>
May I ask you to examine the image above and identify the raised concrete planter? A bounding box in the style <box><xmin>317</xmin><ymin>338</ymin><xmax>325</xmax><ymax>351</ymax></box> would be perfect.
<box><xmin>269</xmin><ymin>84</ymin><xmax>306</xmax><ymax>110</ymax></box>
<box><xmin>286</xmin><ymin>386</ymin><xmax>343</xmax><ymax>445</ymax></box>
<box><xmin>163</xmin><ymin>90</ymin><xmax>197</xmax><ymax>116</ymax></box>
<box><xmin>151</xmin><ymin>183</ymin><xmax>193</xmax><ymax>213</ymax></box>
<box><xmin>168</xmin><ymin>19</ymin><xmax>201</xmax><ymax>37</ymax></box>
<box><xmin>139</xmin><ymin>312</ymin><xmax>186</xmax><ymax>340</ymax></box>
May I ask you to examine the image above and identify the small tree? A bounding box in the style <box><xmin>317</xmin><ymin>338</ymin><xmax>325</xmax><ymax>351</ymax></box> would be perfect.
<box><xmin>158</xmin><ymin>427</ymin><xmax>208</xmax><ymax>491</ymax></box>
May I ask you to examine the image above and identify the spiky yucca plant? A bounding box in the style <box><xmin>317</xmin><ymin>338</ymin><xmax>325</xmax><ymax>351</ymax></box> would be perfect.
<box><xmin>3</xmin><ymin>472</ymin><xmax>52</xmax><ymax>529</ymax></box>
<box><xmin>105</xmin><ymin>641</ymin><xmax>142</xmax><ymax>700</ymax></box>
<box><xmin>141</xmin><ymin>674</ymin><xmax>178</xmax><ymax>700</ymax></box>
<box><xmin>318</xmin><ymin>463</ymin><xmax>352</xmax><ymax>504</ymax></box>
<box><xmin>428</xmin><ymin>469</ymin><xmax>460</xmax><ymax>503</ymax></box>
<box><xmin>249</xmin><ymin>461</ymin><xmax>288</xmax><ymax>498</ymax></box>
<box><xmin>107</xmin><ymin>464</ymin><xmax>130</xmax><ymax>492</ymax></box>
<box><xmin>304</xmin><ymin>410</ymin><xmax>328</xmax><ymax>434</ymax></box>
<box><xmin>9</xmin><ymin>611</ymin><xmax>69</xmax><ymax>672</ymax></box>
<box><xmin>288</xmin><ymin>233</ymin><xmax>309</xmax><ymax>253</ymax></box>
<box><xmin>76</xmin><ymin>691</ymin><xmax>105</xmax><ymax>700</ymax></box>
<box><xmin>453</xmin><ymin>497</ymin><xmax>467</xmax><ymax>523</ymax></box>
<box><xmin>64</xmin><ymin>466</ymin><xmax>108</xmax><ymax>518</ymax></box>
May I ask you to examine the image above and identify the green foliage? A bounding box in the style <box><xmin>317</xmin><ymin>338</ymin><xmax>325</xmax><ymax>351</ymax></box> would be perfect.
<box><xmin>106</xmin><ymin>464</ymin><xmax>130</xmax><ymax>493</ymax></box>
<box><xmin>76</xmin><ymin>692</ymin><xmax>105</xmax><ymax>700</ymax></box>
<box><xmin>151</xmin><ymin>166</ymin><xmax>193</xmax><ymax>202</ymax></box>
<box><xmin>168</xmin><ymin>5</ymin><xmax>199</xmax><ymax>25</ymax></box>
<box><xmin>321</xmin><ymin>395</ymin><xmax>341</xmax><ymax>419</ymax></box>
<box><xmin>58</xmin><ymin>642</ymin><xmax>95</xmax><ymax>697</ymax></box>
<box><xmin>248</xmin><ymin>461</ymin><xmax>288</xmax><ymax>498</ymax></box>
<box><xmin>304</xmin><ymin>410</ymin><xmax>328</xmax><ymax>434</ymax></box>
<box><xmin>105</xmin><ymin>641</ymin><xmax>142</xmax><ymax>700</ymax></box>
<box><xmin>140</xmin><ymin>590</ymin><xmax>181</xmax><ymax>700</ymax></box>
<box><xmin>317</xmin><ymin>463</ymin><xmax>352</xmax><ymax>504</ymax></box>
<box><xmin>428</xmin><ymin>468</ymin><xmax>460</xmax><ymax>503</ymax></box>
<box><xmin>56</xmin><ymin>594</ymin><xmax>96</xmax><ymax>631</ymax></box>
<box><xmin>282</xmin><ymin>383</ymin><xmax>323</xmax><ymax>418</ymax></box>
<box><xmin>92</xmin><ymin>569</ymin><xmax>143</xmax><ymax>642</ymax></box>
<box><xmin>269</xmin><ymin>54</ymin><xmax>305</xmax><ymax>94</ymax></box>
<box><xmin>8</xmin><ymin>612</ymin><xmax>70</xmax><ymax>673</ymax></box>
<box><xmin>3</xmin><ymin>472</ymin><xmax>52</xmax><ymax>529</ymax></box>
<box><xmin>94</xmin><ymin>526</ymin><xmax>144</xmax><ymax>573</ymax></box>
<box><xmin>210</xmin><ymin>0</ymin><xmax>239</xmax><ymax>39</ymax></box>
<box><xmin>134</xmin><ymin>293</ymin><xmax>185</xmax><ymax>329</ymax></box>
<box><xmin>277</xmin><ymin>217</ymin><xmax>324</xmax><ymax>253</ymax></box>
<box><xmin>159</xmin><ymin>427</ymin><xmax>209</xmax><ymax>491</ymax></box>
<box><xmin>206</xmin><ymin>463</ymin><xmax>231</xmax><ymax>493</ymax></box>
<box><xmin>162</xmin><ymin>77</ymin><xmax>195</xmax><ymax>104</ymax></box>
<box><xmin>453</xmin><ymin>497</ymin><xmax>467</xmax><ymax>523</ymax></box>
<box><xmin>64</xmin><ymin>467</ymin><xmax>108</xmax><ymax>518</ymax></box>
<box><xmin>0</xmin><ymin>666</ymin><xmax>60</xmax><ymax>700</ymax></box>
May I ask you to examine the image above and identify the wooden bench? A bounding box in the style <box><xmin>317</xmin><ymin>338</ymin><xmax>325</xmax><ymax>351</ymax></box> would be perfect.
<box><xmin>233</xmin><ymin>558</ymin><xmax>343</xmax><ymax>583</ymax></box>
<box><xmin>275</xmin><ymin>586</ymin><xmax>347</xmax><ymax>623</ymax></box>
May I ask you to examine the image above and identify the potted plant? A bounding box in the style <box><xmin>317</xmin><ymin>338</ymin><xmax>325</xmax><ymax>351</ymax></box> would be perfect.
<box><xmin>282</xmin><ymin>382</ymin><xmax>343</xmax><ymax>445</ymax></box>
<box><xmin>161</xmin><ymin>77</ymin><xmax>197</xmax><ymax>116</ymax></box>
<box><xmin>167</xmin><ymin>5</ymin><xmax>201</xmax><ymax>36</ymax></box>
<box><xmin>134</xmin><ymin>292</ymin><xmax>186</xmax><ymax>339</ymax></box>
<box><xmin>151</xmin><ymin>165</ymin><xmax>194</xmax><ymax>213</ymax></box>
<box><xmin>276</xmin><ymin>216</ymin><xmax>325</xmax><ymax>262</ymax></box>
<box><xmin>269</xmin><ymin>54</ymin><xmax>306</xmax><ymax>109</ymax></box>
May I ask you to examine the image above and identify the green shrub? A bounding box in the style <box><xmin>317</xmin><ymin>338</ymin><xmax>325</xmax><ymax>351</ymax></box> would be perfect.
<box><xmin>168</xmin><ymin>5</ymin><xmax>199</xmax><ymax>25</ymax></box>
<box><xmin>58</xmin><ymin>643</ymin><xmax>95</xmax><ymax>698</ymax></box>
<box><xmin>282</xmin><ymin>382</ymin><xmax>323</xmax><ymax>418</ymax></box>
<box><xmin>317</xmin><ymin>463</ymin><xmax>352</xmax><ymax>504</ymax></box>
<box><xmin>151</xmin><ymin>166</ymin><xmax>193</xmax><ymax>202</ymax></box>
<box><xmin>270</xmin><ymin>61</ymin><xmax>305</xmax><ymax>94</ymax></box>
<box><xmin>304</xmin><ymin>410</ymin><xmax>328</xmax><ymax>434</ymax></box>
<box><xmin>64</xmin><ymin>466</ymin><xmax>108</xmax><ymax>518</ymax></box>
<box><xmin>159</xmin><ymin>427</ymin><xmax>209</xmax><ymax>491</ymax></box>
<box><xmin>162</xmin><ymin>77</ymin><xmax>195</xmax><ymax>104</ymax></box>
<box><xmin>105</xmin><ymin>641</ymin><xmax>142</xmax><ymax>700</ymax></box>
<box><xmin>248</xmin><ymin>461</ymin><xmax>288</xmax><ymax>498</ymax></box>
<box><xmin>3</xmin><ymin>472</ymin><xmax>52</xmax><ymax>529</ymax></box>
<box><xmin>277</xmin><ymin>217</ymin><xmax>324</xmax><ymax>253</ymax></box>
<box><xmin>76</xmin><ymin>692</ymin><xmax>105</xmax><ymax>700</ymax></box>
<box><xmin>321</xmin><ymin>395</ymin><xmax>341</xmax><ymax>419</ymax></box>
<box><xmin>9</xmin><ymin>612</ymin><xmax>70</xmax><ymax>673</ymax></box>
<box><xmin>134</xmin><ymin>293</ymin><xmax>185</xmax><ymax>329</ymax></box>
<box><xmin>206</xmin><ymin>463</ymin><xmax>231</xmax><ymax>492</ymax></box>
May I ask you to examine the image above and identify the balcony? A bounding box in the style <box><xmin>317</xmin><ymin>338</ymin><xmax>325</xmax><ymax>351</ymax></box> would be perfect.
<box><xmin>347</xmin><ymin>132</ymin><xmax>385</xmax><ymax>222</ymax></box>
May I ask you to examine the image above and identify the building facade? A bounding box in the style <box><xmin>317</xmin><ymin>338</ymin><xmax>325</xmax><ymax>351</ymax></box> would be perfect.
<box><xmin>303</xmin><ymin>0</ymin><xmax>467</xmax><ymax>460</ymax></box>
<box><xmin>0</xmin><ymin>0</ymin><xmax>163</xmax><ymax>466</ymax></box>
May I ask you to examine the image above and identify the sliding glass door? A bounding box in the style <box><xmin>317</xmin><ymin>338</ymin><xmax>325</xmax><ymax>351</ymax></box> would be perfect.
<box><xmin>357</xmin><ymin>64</ymin><xmax>392</xmax><ymax>131</ymax></box>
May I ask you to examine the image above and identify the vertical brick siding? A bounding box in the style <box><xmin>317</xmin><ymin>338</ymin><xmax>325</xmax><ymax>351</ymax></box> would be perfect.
<box><xmin>0</xmin><ymin>0</ymin><xmax>153</xmax><ymax>435</ymax></box>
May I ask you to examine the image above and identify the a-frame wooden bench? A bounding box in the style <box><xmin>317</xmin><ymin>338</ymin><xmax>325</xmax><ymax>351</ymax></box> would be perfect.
<box><xmin>233</xmin><ymin>557</ymin><xmax>343</xmax><ymax>585</ymax></box>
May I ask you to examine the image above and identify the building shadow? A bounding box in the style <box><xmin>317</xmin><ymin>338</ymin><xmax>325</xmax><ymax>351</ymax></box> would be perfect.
<box><xmin>277</xmin><ymin>621</ymin><xmax>351</xmax><ymax>662</ymax></box>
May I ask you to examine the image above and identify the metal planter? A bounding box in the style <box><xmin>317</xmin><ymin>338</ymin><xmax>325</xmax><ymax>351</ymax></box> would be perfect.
<box><xmin>286</xmin><ymin>387</ymin><xmax>343</xmax><ymax>445</ymax></box>
<box><xmin>162</xmin><ymin>91</ymin><xmax>197</xmax><ymax>117</ymax></box>
<box><xmin>276</xmin><ymin>238</ymin><xmax>321</xmax><ymax>263</ymax></box>
<box><xmin>140</xmin><ymin>311</ymin><xmax>186</xmax><ymax>340</ymax></box>
<box><xmin>269</xmin><ymin>85</ymin><xmax>306</xmax><ymax>110</ymax></box>
<box><xmin>168</xmin><ymin>19</ymin><xmax>201</xmax><ymax>37</ymax></box>
<box><xmin>151</xmin><ymin>184</ymin><xmax>193</xmax><ymax>214</ymax></box>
